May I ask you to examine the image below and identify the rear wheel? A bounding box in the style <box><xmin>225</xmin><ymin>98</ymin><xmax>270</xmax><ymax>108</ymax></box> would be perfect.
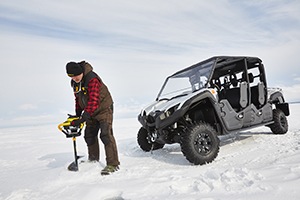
<box><xmin>180</xmin><ymin>122</ymin><xmax>219</xmax><ymax>165</ymax></box>
<box><xmin>137</xmin><ymin>127</ymin><xmax>164</xmax><ymax>152</ymax></box>
<box><xmin>269</xmin><ymin>109</ymin><xmax>288</xmax><ymax>134</ymax></box>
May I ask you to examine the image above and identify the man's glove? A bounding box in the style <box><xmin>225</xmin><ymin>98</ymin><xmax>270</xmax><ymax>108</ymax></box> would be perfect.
<box><xmin>67</xmin><ymin>114</ymin><xmax>77</xmax><ymax>119</ymax></box>
<box><xmin>71</xmin><ymin>118</ymin><xmax>84</xmax><ymax>126</ymax></box>
<box><xmin>76</xmin><ymin>109</ymin><xmax>82</xmax><ymax>117</ymax></box>
<box><xmin>71</xmin><ymin>111</ymin><xmax>90</xmax><ymax>126</ymax></box>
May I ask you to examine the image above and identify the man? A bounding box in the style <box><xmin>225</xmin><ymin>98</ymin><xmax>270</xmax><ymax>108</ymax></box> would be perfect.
<box><xmin>66</xmin><ymin>61</ymin><xmax>120</xmax><ymax>175</ymax></box>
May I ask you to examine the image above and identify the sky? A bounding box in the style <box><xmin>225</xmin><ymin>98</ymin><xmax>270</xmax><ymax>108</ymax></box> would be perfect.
<box><xmin>0</xmin><ymin>0</ymin><xmax>299</xmax><ymax>127</ymax></box>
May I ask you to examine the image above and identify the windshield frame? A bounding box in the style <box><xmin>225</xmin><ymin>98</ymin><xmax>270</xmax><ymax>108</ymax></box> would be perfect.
<box><xmin>156</xmin><ymin>58</ymin><xmax>216</xmax><ymax>101</ymax></box>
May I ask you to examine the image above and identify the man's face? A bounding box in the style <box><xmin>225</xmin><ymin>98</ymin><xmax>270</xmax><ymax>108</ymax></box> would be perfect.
<box><xmin>71</xmin><ymin>73</ymin><xmax>83</xmax><ymax>83</ymax></box>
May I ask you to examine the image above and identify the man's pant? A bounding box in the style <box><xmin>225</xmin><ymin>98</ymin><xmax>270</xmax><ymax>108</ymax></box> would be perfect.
<box><xmin>84</xmin><ymin>107</ymin><xmax>120</xmax><ymax>166</ymax></box>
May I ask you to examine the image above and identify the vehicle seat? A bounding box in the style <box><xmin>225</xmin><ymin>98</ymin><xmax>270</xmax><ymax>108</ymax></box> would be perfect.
<box><xmin>251</xmin><ymin>82</ymin><xmax>265</xmax><ymax>107</ymax></box>
<box><xmin>220</xmin><ymin>81</ymin><xmax>248</xmax><ymax>110</ymax></box>
<box><xmin>224</xmin><ymin>88</ymin><xmax>240</xmax><ymax>109</ymax></box>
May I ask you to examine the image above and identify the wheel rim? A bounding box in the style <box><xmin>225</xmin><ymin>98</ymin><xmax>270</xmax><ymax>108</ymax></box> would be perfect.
<box><xmin>280</xmin><ymin>115</ymin><xmax>286</xmax><ymax>128</ymax></box>
<box><xmin>194</xmin><ymin>132</ymin><xmax>212</xmax><ymax>155</ymax></box>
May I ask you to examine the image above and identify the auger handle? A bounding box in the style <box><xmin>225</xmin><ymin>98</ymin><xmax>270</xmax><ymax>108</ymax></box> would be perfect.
<box><xmin>58</xmin><ymin>117</ymin><xmax>84</xmax><ymax>137</ymax></box>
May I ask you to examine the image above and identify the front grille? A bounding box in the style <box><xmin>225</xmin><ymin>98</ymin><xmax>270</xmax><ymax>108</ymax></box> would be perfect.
<box><xmin>147</xmin><ymin>115</ymin><xmax>155</xmax><ymax>123</ymax></box>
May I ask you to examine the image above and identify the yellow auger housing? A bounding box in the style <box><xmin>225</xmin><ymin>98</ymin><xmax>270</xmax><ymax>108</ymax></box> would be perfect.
<box><xmin>58</xmin><ymin>116</ymin><xmax>85</xmax><ymax>138</ymax></box>
<box><xmin>57</xmin><ymin>115</ymin><xmax>85</xmax><ymax>171</ymax></box>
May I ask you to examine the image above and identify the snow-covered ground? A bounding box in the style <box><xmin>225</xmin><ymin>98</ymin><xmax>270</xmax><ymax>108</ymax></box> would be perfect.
<box><xmin>0</xmin><ymin>104</ymin><xmax>300</xmax><ymax>200</ymax></box>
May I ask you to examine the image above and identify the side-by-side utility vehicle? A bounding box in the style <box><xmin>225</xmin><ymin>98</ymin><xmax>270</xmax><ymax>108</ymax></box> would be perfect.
<box><xmin>137</xmin><ymin>56</ymin><xmax>289</xmax><ymax>165</ymax></box>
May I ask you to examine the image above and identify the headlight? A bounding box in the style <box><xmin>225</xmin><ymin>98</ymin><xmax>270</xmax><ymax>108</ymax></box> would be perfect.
<box><xmin>159</xmin><ymin>104</ymin><xmax>179</xmax><ymax>120</ymax></box>
<box><xmin>159</xmin><ymin>112</ymin><xmax>167</xmax><ymax>120</ymax></box>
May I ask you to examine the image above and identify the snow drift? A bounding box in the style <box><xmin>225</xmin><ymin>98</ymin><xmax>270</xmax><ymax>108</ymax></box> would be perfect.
<box><xmin>0</xmin><ymin>104</ymin><xmax>300</xmax><ymax>200</ymax></box>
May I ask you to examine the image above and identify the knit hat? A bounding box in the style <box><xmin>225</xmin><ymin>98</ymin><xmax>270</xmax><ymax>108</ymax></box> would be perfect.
<box><xmin>66</xmin><ymin>62</ymin><xmax>83</xmax><ymax>77</ymax></box>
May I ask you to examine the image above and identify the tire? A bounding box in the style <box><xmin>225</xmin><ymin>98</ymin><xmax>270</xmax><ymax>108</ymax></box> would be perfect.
<box><xmin>180</xmin><ymin>122</ymin><xmax>220</xmax><ymax>165</ymax></box>
<box><xmin>269</xmin><ymin>109</ymin><xmax>288</xmax><ymax>134</ymax></box>
<box><xmin>137</xmin><ymin>127</ymin><xmax>164</xmax><ymax>152</ymax></box>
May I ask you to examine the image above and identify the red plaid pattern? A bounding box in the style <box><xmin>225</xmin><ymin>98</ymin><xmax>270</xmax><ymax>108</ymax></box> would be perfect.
<box><xmin>75</xmin><ymin>78</ymin><xmax>102</xmax><ymax>116</ymax></box>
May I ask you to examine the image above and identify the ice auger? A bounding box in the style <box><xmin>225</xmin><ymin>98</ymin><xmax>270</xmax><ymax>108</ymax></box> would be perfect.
<box><xmin>58</xmin><ymin>115</ymin><xmax>85</xmax><ymax>171</ymax></box>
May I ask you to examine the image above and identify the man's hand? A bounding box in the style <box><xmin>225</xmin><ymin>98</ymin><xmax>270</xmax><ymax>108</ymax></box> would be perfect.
<box><xmin>70</xmin><ymin>111</ymin><xmax>90</xmax><ymax>126</ymax></box>
<box><xmin>67</xmin><ymin>114</ymin><xmax>77</xmax><ymax>119</ymax></box>
<box><xmin>71</xmin><ymin>118</ymin><xmax>84</xmax><ymax>126</ymax></box>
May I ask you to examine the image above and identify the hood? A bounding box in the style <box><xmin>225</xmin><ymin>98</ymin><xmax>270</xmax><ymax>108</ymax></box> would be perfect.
<box><xmin>141</xmin><ymin>88</ymin><xmax>213</xmax><ymax>115</ymax></box>
<box><xmin>78</xmin><ymin>61</ymin><xmax>93</xmax><ymax>76</ymax></box>
<box><xmin>83</xmin><ymin>62</ymin><xmax>93</xmax><ymax>76</ymax></box>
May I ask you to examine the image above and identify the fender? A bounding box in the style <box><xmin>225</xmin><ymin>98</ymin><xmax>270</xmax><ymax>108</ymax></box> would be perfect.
<box><xmin>181</xmin><ymin>90</ymin><xmax>228</xmax><ymax>134</ymax></box>
<box><xmin>269</xmin><ymin>91</ymin><xmax>285</xmax><ymax>103</ymax></box>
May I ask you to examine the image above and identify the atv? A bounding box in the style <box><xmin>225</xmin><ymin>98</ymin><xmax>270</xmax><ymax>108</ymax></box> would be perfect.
<box><xmin>137</xmin><ymin>56</ymin><xmax>289</xmax><ymax>165</ymax></box>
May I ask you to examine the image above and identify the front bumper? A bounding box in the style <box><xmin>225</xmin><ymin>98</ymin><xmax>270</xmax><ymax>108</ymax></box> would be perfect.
<box><xmin>138</xmin><ymin>109</ymin><xmax>184</xmax><ymax>131</ymax></box>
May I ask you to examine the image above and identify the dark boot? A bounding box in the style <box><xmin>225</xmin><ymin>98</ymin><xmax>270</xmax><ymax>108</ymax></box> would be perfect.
<box><xmin>88</xmin><ymin>137</ymin><xmax>99</xmax><ymax>161</ymax></box>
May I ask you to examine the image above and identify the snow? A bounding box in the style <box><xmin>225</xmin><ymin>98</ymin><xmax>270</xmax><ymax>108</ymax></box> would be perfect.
<box><xmin>1</xmin><ymin>104</ymin><xmax>300</xmax><ymax>200</ymax></box>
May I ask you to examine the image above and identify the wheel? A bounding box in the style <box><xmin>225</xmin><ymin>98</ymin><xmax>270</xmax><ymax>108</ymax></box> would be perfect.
<box><xmin>137</xmin><ymin>127</ymin><xmax>164</xmax><ymax>152</ymax></box>
<box><xmin>269</xmin><ymin>109</ymin><xmax>288</xmax><ymax>134</ymax></box>
<box><xmin>180</xmin><ymin>122</ymin><xmax>220</xmax><ymax>165</ymax></box>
